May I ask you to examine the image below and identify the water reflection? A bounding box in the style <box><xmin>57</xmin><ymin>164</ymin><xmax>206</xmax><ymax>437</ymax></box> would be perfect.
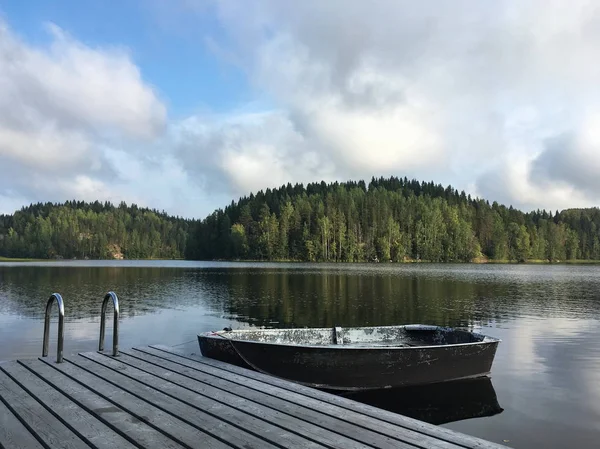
<box><xmin>211</xmin><ymin>268</ymin><xmax>515</xmax><ymax>328</ymax></box>
<box><xmin>2</xmin><ymin>264</ymin><xmax>599</xmax><ymax>330</ymax></box>
<box><xmin>342</xmin><ymin>377</ymin><xmax>503</xmax><ymax>425</ymax></box>
<box><xmin>1</xmin><ymin>262</ymin><xmax>600</xmax><ymax>448</ymax></box>
<box><xmin>0</xmin><ymin>266</ymin><xmax>209</xmax><ymax>320</ymax></box>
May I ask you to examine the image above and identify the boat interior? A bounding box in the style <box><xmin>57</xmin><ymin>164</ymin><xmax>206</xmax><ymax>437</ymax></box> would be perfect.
<box><xmin>210</xmin><ymin>325</ymin><xmax>498</xmax><ymax>347</ymax></box>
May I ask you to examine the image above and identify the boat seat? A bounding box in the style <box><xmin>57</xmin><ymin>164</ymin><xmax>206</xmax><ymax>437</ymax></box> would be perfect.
<box><xmin>334</xmin><ymin>326</ymin><xmax>343</xmax><ymax>344</ymax></box>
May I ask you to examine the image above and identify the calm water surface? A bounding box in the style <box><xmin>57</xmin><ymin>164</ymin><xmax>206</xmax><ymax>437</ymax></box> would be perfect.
<box><xmin>1</xmin><ymin>261</ymin><xmax>599</xmax><ymax>448</ymax></box>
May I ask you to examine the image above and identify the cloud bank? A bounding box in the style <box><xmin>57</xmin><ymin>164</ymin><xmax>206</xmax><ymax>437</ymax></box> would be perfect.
<box><xmin>0</xmin><ymin>20</ymin><xmax>169</xmax><ymax>209</ymax></box>
<box><xmin>2</xmin><ymin>1</ymin><xmax>600</xmax><ymax>217</ymax></box>
<box><xmin>175</xmin><ymin>0</ymin><xmax>600</xmax><ymax>212</ymax></box>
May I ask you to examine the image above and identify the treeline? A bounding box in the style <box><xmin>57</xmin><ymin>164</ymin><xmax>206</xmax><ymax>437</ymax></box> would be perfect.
<box><xmin>2</xmin><ymin>178</ymin><xmax>600</xmax><ymax>262</ymax></box>
<box><xmin>0</xmin><ymin>201</ymin><xmax>189</xmax><ymax>259</ymax></box>
<box><xmin>187</xmin><ymin>177</ymin><xmax>600</xmax><ymax>262</ymax></box>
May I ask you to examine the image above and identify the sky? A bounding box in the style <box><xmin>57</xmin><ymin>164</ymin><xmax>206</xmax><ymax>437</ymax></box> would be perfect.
<box><xmin>1</xmin><ymin>0</ymin><xmax>600</xmax><ymax>218</ymax></box>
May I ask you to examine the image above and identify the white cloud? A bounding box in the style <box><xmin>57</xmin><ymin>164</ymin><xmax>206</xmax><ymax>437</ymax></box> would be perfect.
<box><xmin>170</xmin><ymin>110</ymin><xmax>336</xmax><ymax>196</ymax></box>
<box><xmin>0</xmin><ymin>20</ymin><xmax>172</xmax><ymax>214</ymax></box>
<box><xmin>4</xmin><ymin>1</ymin><xmax>600</xmax><ymax>218</ymax></box>
<box><xmin>0</xmin><ymin>22</ymin><xmax>165</xmax><ymax>138</ymax></box>
<box><xmin>167</xmin><ymin>0</ymin><xmax>600</xmax><ymax>212</ymax></box>
<box><xmin>0</xmin><ymin>124</ymin><xmax>90</xmax><ymax>169</ymax></box>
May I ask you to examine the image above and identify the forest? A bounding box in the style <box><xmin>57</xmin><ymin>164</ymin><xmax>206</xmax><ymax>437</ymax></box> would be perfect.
<box><xmin>2</xmin><ymin>177</ymin><xmax>600</xmax><ymax>262</ymax></box>
<box><xmin>0</xmin><ymin>201</ymin><xmax>189</xmax><ymax>259</ymax></box>
<box><xmin>186</xmin><ymin>177</ymin><xmax>600</xmax><ymax>263</ymax></box>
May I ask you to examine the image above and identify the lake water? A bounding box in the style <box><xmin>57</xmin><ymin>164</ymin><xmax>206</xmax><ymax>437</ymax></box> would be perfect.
<box><xmin>1</xmin><ymin>261</ymin><xmax>599</xmax><ymax>448</ymax></box>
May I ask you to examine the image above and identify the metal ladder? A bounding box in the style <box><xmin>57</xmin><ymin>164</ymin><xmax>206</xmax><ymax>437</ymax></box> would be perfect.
<box><xmin>42</xmin><ymin>293</ymin><xmax>65</xmax><ymax>363</ymax></box>
<box><xmin>42</xmin><ymin>291</ymin><xmax>120</xmax><ymax>363</ymax></box>
<box><xmin>99</xmin><ymin>292</ymin><xmax>120</xmax><ymax>356</ymax></box>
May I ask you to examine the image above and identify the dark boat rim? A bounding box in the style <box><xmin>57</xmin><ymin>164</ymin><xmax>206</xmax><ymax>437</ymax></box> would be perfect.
<box><xmin>199</xmin><ymin>324</ymin><xmax>501</xmax><ymax>351</ymax></box>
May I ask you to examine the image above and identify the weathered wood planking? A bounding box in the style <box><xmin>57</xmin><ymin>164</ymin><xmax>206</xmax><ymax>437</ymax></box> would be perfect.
<box><xmin>129</xmin><ymin>347</ymin><xmax>456</xmax><ymax>449</ymax></box>
<box><xmin>18</xmin><ymin>359</ymin><xmax>187</xmax><ymax>449</ymax></box>
<box><xmin>0</xmin><ymin>346</ymin><xmax>511</xmax><ymax>449</ymax></box>
<box><xmin>112</xmin><ymin>349</ymin><xmax>452</xmax><ymax>449</ymax></box>
<box><xmin>150</xmin><ymin>344</ymin><xmax>510</xmax><ymax>449</ymax></box>
<box><xmin>38</xmin><ymin>358</ymin><xmax>237</xmax><ymax>449</ymax></box>
<box><xmin>0</xmin><ymin>393</ymin><xmax>44</xmax><ymax>449</ymax></box>
<box><xmin>1</xmin><ymin>362</ymin><xmax>135</xmax><ymax>449</ymax></box>
<box><xmin>66</xmin><ymin>355</ymin><xmax>321</xmax><ymax>449</ymax></box>
<box><xmin>0</xmin><ymin>369</ymin><xmax>88</xmax><ymax>449</ymax></box>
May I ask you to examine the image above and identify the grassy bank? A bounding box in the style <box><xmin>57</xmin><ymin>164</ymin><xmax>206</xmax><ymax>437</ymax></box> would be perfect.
<box><xmin>483</xmin><ymin>259</ymin><xmax>600</xmax><ymax>264</ymax></box>
<box><xmin>222</xmin><ymin>258</ymin><xmax>600</xmax><ymax>265</ymax></box>
<box><xmin>0</xmin><ymin>256</ymin><xmax>184</xmax><ymax>262</ymax></box>
<box><xmin>0</xmin><ymin>256</ymin><xmax>48</xmax><ymax>262</ymax></box>
<box><xmin>2</xmin><ymin>256</ymin><xmax>600</xmax><ymax>264</ymax></box>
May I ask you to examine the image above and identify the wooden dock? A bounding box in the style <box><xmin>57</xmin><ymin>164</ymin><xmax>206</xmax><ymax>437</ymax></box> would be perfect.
<box><xmin>0</xmin><ymin>345</ymin><xmax>509</xmax><ymax>449</ymax></box>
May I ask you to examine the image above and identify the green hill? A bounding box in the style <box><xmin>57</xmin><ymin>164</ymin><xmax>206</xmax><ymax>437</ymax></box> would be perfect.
<box><xmin>186</xmin><ymin>177</ymin><xmax>600</xmax><ymax>263</ymax></box>
<box><xmin>0</xmin><ymin>201</ymin><xmax>189</xmax><ymax>260</ymax></box>
<box><xmin>2</xmin><ymin>177</ymin><xmax>600</xmax><ymax>262</ymax></box>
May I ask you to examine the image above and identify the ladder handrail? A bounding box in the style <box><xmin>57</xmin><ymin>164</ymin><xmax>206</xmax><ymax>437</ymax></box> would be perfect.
<box><xmin>42</xmin><ymin>293</ymin><xmax>65</xmax><ymax>363</ymax></box>
<box><xmin>99</xmin><ymin>291</ymin><xmax>119</xmax><ymax>356</ymax></box>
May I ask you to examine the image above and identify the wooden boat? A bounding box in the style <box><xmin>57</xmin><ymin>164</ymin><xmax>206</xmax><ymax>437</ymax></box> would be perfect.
<box><xmin>197</xmin><ymin>324</ymin><xmax>500</xmax><ymax>391</ymax></box>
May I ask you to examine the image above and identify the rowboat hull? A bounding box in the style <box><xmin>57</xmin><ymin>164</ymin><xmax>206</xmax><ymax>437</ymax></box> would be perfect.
<box><xmin>198</xmin><ymin>325</ymin><xmax>500</xmax><ymax>391</ymax></box>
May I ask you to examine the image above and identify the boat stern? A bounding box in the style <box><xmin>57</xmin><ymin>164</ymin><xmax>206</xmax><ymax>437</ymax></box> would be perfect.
<box><xmin>197</xmin><ymin>332</ymin><xmax>250</xmax><ymax>368</ymax></box>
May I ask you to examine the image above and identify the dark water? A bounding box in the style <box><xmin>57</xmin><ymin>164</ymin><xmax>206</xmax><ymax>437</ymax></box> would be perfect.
<box><xmin>1</xmin><ymin>261</ymin><xmax>600</xmax><ymax>448</ymax></box>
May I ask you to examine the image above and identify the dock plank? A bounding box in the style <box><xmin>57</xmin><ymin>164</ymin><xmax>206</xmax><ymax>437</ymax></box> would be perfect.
<box><xmin>1</xmin><ymin>361</ymin><xmax>135</xmax><ymax>449</ymax></box>
<box><xmin>18</xmin><ymin>359</ymin><xmax>187</xmax><ymax>449</ymax></box>
<box><xmin>134</xmin><ymin>347</ymin><xmax>459</xmax><ymax>448</ymax></box>
<box><xmin>0</xmin><ymin>369</ymin><xmax>89</xmax><ymax>449</ymax></box>
<box><xmin>40</xmin><ymin>358</ymin><xmax>234</xmax><ymax>449</ymax></box>
<box><xmin>73</xmin><ymin>353</ymin><xmax>329</xmax><ymax>449</ymax></box>
<box><xmin>0</xmin><ymin>394</ymin><xmax>44</xmax><ymax>449</ymax></box>
<box><xmin>0</xmin><ymin>346</ymin><xmax>511</xmax><ymax>449</ymax></box>
<box><xmin>84</xmin><ymin>351</ymin><xmax>387</xmax><ymax>449</ymax></box>
<box><xmin>151</xmin><ymin>344</ymin><xmax>508</xmax><ymax>449</ymax></box>
<box><xmin>119</xmin><ymin>349</ymin><xmax>456</xmax><ymax>449</ymax></box>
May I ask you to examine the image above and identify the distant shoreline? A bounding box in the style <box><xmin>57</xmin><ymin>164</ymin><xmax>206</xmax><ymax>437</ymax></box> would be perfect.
<box><xmin>2</xmin><ymin>256</ymin><xmax>600</xmax><ymax>265</ymax></box>
<box><xmin>220</xmin><ymin>259</ymin><xmax>600</xmax><ymax>265</ymax></box>
<box><xmin>0</xmin><ymin>256</ymin><xmax>185</xmax><ymax>263</ymax></box>
<box><xmin>209</xmin><ymin>257</ymin><xmax>600</xmax><ymax>265</ymax></box>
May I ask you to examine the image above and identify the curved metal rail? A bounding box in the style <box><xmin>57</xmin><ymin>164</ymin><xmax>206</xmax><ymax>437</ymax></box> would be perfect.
<box><xmin>99</xmin><ymin>291</ymin><xmax>119</xmax><ymax>356</ymax></box>
<box><xmin>42</xmin><ymin>293</ymin><xmax>65</xmax><ymax>363</ymax></box>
